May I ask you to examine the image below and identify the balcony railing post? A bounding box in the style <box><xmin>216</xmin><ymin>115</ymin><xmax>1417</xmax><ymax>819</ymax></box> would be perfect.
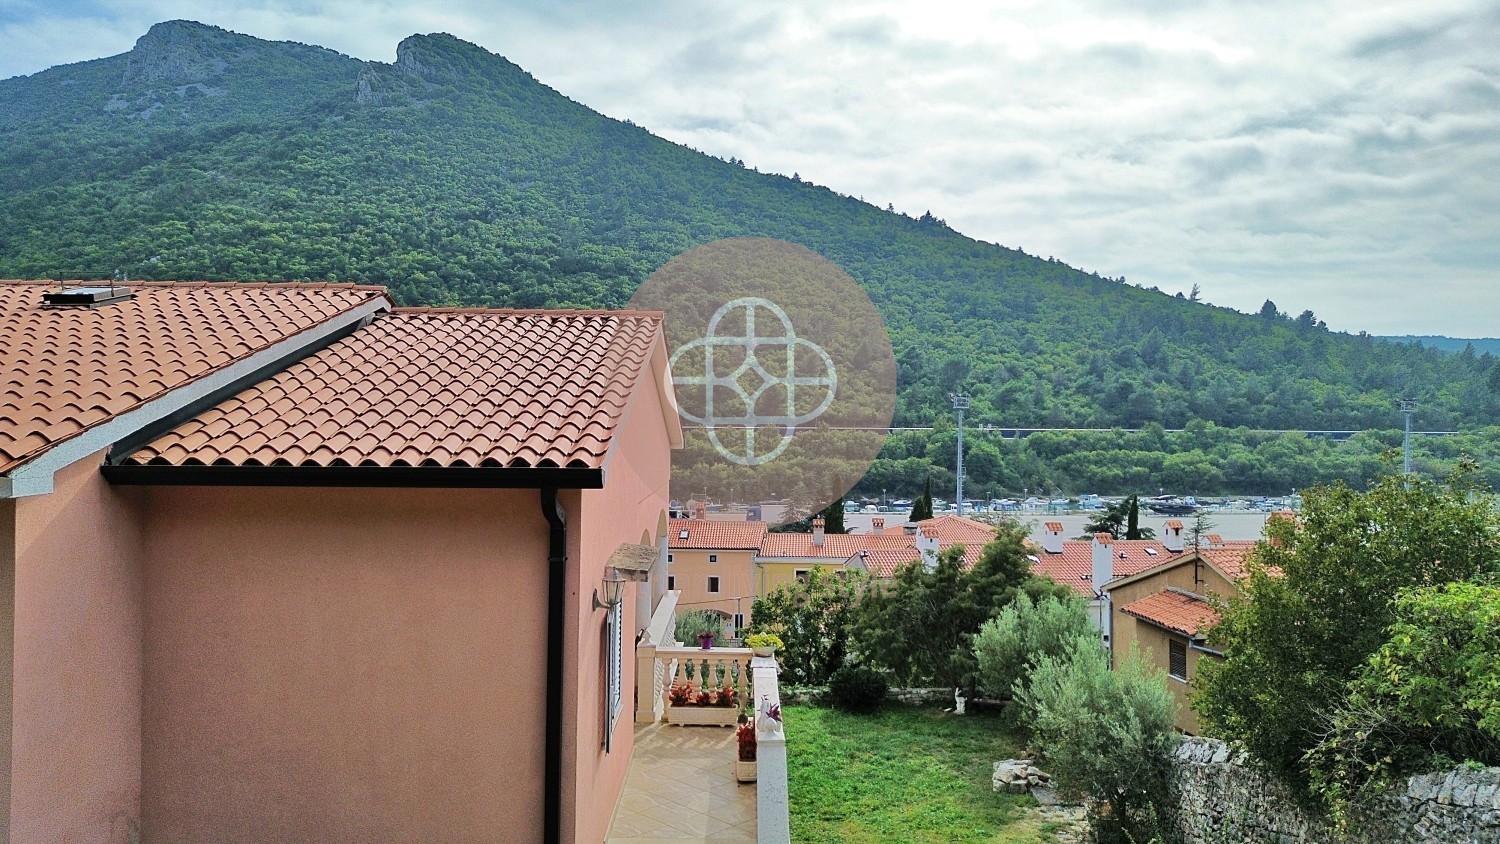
<box><xmin>751</xmin><ymin>655</ymin><xmax>790</xmax><ymax>844</ymax></box>
<box><xmin>636</xmin><ymin>589</ymin><xmax>681</xmax><ymax>723</ymax></box>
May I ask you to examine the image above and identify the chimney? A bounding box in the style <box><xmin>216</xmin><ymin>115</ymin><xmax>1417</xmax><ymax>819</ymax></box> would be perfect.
<box><xmin>691</xmin><ymin>500</ymin><xmax>706</xmax><ymax>520</ymax></box>
<box><xmin>1162</xmin><ymin>519</ymin><xmax>1185</xmax><ymax>553</ymax></box>
<box><xmin>918</xmin><ymin>525</ymin><xmax>940</xmax><ymax>571</ymax></box>
<box><xmin>871</xmin><ymin>517</ymin><xmax>885</xmax><ymax>536</ymax></box>
<box><xmin>1090</xmin><ymin>533</ymin><xmax>1114</xmax><ymax>596</ymax></box>
<box><xmin>1041</xmin><ymin>522</ymin><xmax>1065</xmax><ymax>554</ymax></box>
<box><xmin>812</xmin><ymin>517</ymin><xmax>825</xmax><ymax>547</ymax></box>
<box><xmin>1205</xmin><ymin>534</ymin><xmax>1224</xmax><ymax>548</ymax></box>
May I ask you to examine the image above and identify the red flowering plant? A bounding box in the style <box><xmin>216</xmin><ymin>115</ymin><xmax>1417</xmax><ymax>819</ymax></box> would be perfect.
<box><xmin>669</xmin><ymin>681</ymin><xmax>739</xmax><ymax>708</ymax></box>
<box><xmin>736</xmin><ymin>721</ymin><xmax>757</xmax><ymax>762</ymax></box>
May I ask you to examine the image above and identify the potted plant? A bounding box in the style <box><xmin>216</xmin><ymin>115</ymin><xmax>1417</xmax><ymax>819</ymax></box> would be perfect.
<box><xmin>744</xmin><ymin>632</ymin><xmax>783</xmax><ymax>657</ymax></box>
<box><xmin>735</xmin><ymin>721</ymin><xmax>757</xmax><ymax>782</ymax></box>
<box><xmin>665</xmin><ymin>681</ymin><xmax>741</xmax><ymax>726</ymax></box>
<box><xmin>697</xmin><ymin>630</ymin><xmax>716</xmax><ymax>649</ymax></box>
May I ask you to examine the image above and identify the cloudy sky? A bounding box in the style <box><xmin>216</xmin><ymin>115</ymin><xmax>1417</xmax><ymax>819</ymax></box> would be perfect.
<box><xmin>3</xmin><ymin>1</ymin><xmax>1498</xmax><ymax>337</ymax></box>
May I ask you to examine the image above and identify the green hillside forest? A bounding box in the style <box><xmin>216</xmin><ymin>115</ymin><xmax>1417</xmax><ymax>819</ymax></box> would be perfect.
<box><xmin>4</xmin><ymin>21</ymin><xmax>1499</xmax><ymax>495</ymax></box>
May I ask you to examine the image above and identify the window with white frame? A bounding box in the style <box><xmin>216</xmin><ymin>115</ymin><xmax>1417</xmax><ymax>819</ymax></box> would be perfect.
<box><xmin>795</xmin><ymin>569</ymin><xmax>810</xmax><ymax>583</ymax></box>
<box><xmin>734</xmin><ymin>612</ymin><xmax>744</xmax><ymax>632</ymax></box>
<box><xmin>708</xmin><ymin>554</ymin><xmax>718</xmax><ymax>563</ymax></box>
<box><xmin>708</xmin><ymin>576</ymin><xmax>720</xmax><ymax>593</ymax></box>
<box><xmin>667</xmin><ymin>553</ymin><xmax>673</xmax><ymax>562</ymax></box>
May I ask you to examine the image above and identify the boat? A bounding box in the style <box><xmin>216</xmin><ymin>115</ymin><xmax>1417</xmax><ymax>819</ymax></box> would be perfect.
<box><xmin>1145</xmin><ymin>495</ymin><xmax>1198</xmax><ymax>516</ymax></box>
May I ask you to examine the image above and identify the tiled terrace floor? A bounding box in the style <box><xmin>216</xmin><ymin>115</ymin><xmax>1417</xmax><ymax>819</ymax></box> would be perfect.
<box><xmin>606</xmin><ymin>721</ymin><xmax>757</xmax><ymax>843</ymax></box>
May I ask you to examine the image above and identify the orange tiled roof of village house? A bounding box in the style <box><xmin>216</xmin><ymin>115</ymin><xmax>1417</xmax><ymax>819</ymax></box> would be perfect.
<box><xmin>1120</xmin><ymin>589</ymin><xmax>1218</xmax><ymax>637</ymax></box>
<box><xmin>0</xmin><ymin>280</ymin><xmax>389</xmax><ymax>474</ymax></box>
<box><xmin>668</xmin><ymin>519</ymin><xmax>768</xmax><ymax>550</ymax></box>
<box><xmin>1031</xmin><ymin>539</ymin><xmax>1172</xmax><ymax>596</ymax></box>
<box><xmin>124</xmin><ymin>309</ymin><xmax>664</xmax><ymax>469</ymax></box>
<box><xmin>853</xmin><ymin>542</ymin><xmax>987</xmax><ymax>578</ymax></box>
<box><xmin>1195</xmin><ymin>542</ymin><xmax>1262</xmax><ymax>580</ymax></box>
<box><xmin>758</xmin><ymin>531</ymin><xmax>870</xmax><ymax>559</ymax></box>
<box><xmin>918</xmin><ymin>513</ymin><xmax>999</xmax><ymax>545</ymax></box>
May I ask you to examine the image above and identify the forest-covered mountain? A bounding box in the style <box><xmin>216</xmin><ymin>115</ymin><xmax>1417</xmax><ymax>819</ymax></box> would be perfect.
<box><xmin>4</xmin><ymin>21</ymin><xmax>1498</xmax><ymax>494</ymax></box>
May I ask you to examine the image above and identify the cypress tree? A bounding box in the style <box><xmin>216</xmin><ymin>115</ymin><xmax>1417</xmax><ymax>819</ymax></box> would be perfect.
<box><xmin>911</xmin><ymin>477</ymin><xmax>934</xmax><ymax>522</ymax></box>
<box><xmin>1126</xmin><ymin>495</ymin><xmax>1141</xmax><ymax>540</ymax></box>
<box><xmin>822</xmin><ymin>500</ymin><xmax>846</xmax><ymax>534</ymax></box>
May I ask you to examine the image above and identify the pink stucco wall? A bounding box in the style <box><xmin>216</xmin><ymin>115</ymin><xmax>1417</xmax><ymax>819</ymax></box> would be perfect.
<box><xmin>10</xmin><ymin>452</ymin><xmax>143</xmax><ymax>844</ymax></box>
<box><xmin>139</xmin><ymin>485</ymin><xmax>550</xmax><ymax>843</ymax></box>
<box><xmin>0</xmin><ymin>496</ymin><xmax>14</xmax><ymax>838</ymax></box>
<box><xmin>564</xmin><ymin>358</ymin><xmax>675</xmax><ymax>844</ymax></box>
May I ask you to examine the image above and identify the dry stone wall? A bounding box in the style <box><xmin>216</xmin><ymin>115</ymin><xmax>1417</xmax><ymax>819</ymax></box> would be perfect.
<box><xmin>1170</xmin><ymin>737</ymin><xmax>1500</xmax><ymax>844</ymax></box>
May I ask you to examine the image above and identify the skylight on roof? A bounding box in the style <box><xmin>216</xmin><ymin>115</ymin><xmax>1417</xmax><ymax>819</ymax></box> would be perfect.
<box><xmin>1146</xmin><ymin>548</ymin><xmax>1159</xmax><ymax>556</ymax></box>
<box><xmin>678</xmin><ymin>529</ymin><xmax>690</xmax><ymax>539</ymax></box>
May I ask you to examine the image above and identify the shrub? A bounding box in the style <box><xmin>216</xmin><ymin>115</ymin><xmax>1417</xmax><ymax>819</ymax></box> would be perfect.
<box><xmin>674</xmin><ymin>609</ymin><xmax>726</xmax><ymax>646</ymax></box>
<box><xmin>1018</xmin><ymin>639</ymin><xmax>1177</xmax><ymax>844</ymax></box>
<box><xmin>746</xmin><ymin>567</ymin><xmax>865</xmax><ymax>685</ymax></box>
<box><xmin>1196</xmin><ymin>472</ymin><xmax>1500</xmax><ymax>791</ymax></box>
<box><xmin>827</xmin><ymin>664</ymin><xmax>889</xmax><ymax>713</ymax></box>
<box><xmin>1307</xmin><ymin>581</ymin><xmax>1500</xmax><ymax>819</ymax></box>
<box><xmin>856</xmin><ymin>522</ymin><xmax>1070</xmax><ymax>690</ymax></box>
<box><xmin>973</xmin><ymin>593</ymin><xmax>1094</xmax><ymax>701</ymax></box>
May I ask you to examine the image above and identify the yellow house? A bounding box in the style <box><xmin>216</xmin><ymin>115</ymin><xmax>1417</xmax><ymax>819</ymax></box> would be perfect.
<box><xmin>755</xmin><ymin>518</ymin><xmax>869</xmax><ymax>596</ymax></box>
<box><xmin>1101</xmin><ymin>534</ymin><xmax>1258</xmax><ymax>734</ymax></box>
<box><xmin>667</xmin><ymin>518</ymin><xmax>767</xmax><ymax>634</ymax></box>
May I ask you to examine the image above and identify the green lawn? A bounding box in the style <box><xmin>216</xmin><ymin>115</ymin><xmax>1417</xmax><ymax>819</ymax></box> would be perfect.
<box><xmin>784</xmin><ymin>702</ymin><xmax>1064</xmax><ymax>843</ymax></box>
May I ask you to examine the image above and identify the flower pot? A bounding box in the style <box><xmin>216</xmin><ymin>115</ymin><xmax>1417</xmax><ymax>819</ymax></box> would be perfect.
<box><xmin>698</xmin><ymin>634</ymin><xmax>714</xmax><ymax>650</ymax></box>
<box><xmin>735</xmin><ymin>759</ymin><xmax>757</xmax><ymax>783</ymax></box>
<box><xmin>667</xmin><ymin>705</ymin><xmax>738</xmax><ymax>727</ymax></box>
<box><xmin>751</xmin><ymin>646</ymin><xmax>775</xmax><ymax>657</ymax></box>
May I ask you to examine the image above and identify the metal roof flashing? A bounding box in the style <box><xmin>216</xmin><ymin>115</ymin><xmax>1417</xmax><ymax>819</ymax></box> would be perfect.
<box><xmin>2</xmin><ymin>295</ymin><xmax>390</xmax><ymax>499</ymax></box>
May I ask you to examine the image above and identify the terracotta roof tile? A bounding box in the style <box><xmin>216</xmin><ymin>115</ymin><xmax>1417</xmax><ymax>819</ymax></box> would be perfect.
<box><xmin>1032</xmin><ymin>539</ymin><xmax>1172</xmax><ymax>596</ymax></box>
<box><xmin>1120</xmin><ymin>589</ymin><xmax>1219</xmax><ymax>637</ymax></box>
<box><xmin>0</xmin><ymin>281</ymin><xmax>387</xmax><ymax>474</ymax></box>
<box><xmin>1196</xmin><ymin>543</ymin><xmax>1267</xmax><ymax>580</ymax></box>
<box><xmin>758</xmin><ymin>532</ymin><xmax>870</xmax><ymax>559</ymax></box>
<box><xmin>918</xmin><ymin>514</ymin><xmax>998</xmax><ymax>545</ymax></box>
<box><xmin>669</xmin><ymin>519</ymin><xmax>768</xmax><ymax>550</ymax></box>
<box><xmin>855</xmin><ymin>547</ymin><xmax>923</xmax><ymax>578</ymax></box>
<box><xmin>125</xmin><ymin>309</ymin><xmax>663</xmax><ymax>470</ymax></box>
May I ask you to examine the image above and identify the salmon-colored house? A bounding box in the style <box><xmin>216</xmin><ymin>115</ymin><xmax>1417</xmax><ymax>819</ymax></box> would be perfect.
<box><xmin>0</xmin><ymin>281</ymin><xmax>681</xmax><ymax>843</ymax></box>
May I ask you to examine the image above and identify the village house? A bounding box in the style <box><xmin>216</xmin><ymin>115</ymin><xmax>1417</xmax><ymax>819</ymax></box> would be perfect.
<box><xmin>1029</xmin><ymin>521</ymin><xmax>1173</xmax><ymax>635</ymax></box>
<box><xmin>667</xmin><ymin>516</ymin><xmax>767</xmax><ymax>634</ymax></box>
<box><xmin>755</xmin><ymin>516</ymin><xmax>870</xmax><ymax>593</ymax></box>
<box><xmin>1101</xmin><ymin>528</ymin><xmax>1259</xmax><ymax>734</ymax></box>
<box><xmin>844</xmin><ymin>514</ymin><xmax>994</xmax><ymax>578</ymax></box>
<box><xmin>0</xmin><ymin>281</ymin><xmax>682</xmax><ymax>844</ymax></box>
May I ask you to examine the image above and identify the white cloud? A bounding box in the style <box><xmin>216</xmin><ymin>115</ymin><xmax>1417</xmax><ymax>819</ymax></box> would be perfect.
<box><xmin>2</xmin><ymin>0</ymin><xmax>1498</xmax><ymax>336</ymax></box>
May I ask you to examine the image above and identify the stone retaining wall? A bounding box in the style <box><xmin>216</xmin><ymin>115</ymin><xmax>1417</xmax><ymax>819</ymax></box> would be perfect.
<box><xmin>1170</xmin><ymin>737</ymin><xmax>1500</xmax><ymax>844</ymax></box>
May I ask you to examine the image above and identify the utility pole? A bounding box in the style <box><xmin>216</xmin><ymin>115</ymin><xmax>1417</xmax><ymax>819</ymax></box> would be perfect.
<box><xmin>951</xmin><ymin>393</ymin><xmax>969</xmax><ymax>515</ymax></box>
<box><xmin>1398</xmin><ymin>397</ymin><xmax>1418</xmax><ymax>484</ymax></box>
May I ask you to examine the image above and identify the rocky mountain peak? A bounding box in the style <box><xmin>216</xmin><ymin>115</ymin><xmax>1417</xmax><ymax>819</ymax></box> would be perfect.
<box><xmin>122</xmin><ymin>20</ymin><xmax>248</xmax><ymax>85</ymax></box>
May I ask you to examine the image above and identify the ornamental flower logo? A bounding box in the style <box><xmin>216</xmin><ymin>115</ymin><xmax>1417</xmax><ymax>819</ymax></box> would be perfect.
<box><xmin>629</xmin><ymin>238</ymin><xmax>896</xmax><ymax>525</ymax></box>
<box><xmin>670</xmin><ymin>296</ymin><xmax>837</xmax><ymax>466</ymax></box>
